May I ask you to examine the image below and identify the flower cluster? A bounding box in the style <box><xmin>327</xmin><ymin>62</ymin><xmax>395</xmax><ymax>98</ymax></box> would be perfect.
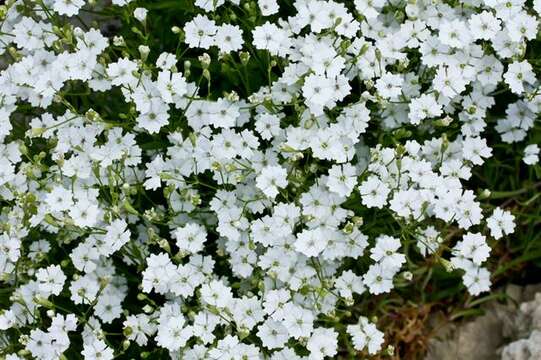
<box><xmin>0</xmin><ymin>0</ymin><xmax>539</xmax><ymax>358</ymax></box>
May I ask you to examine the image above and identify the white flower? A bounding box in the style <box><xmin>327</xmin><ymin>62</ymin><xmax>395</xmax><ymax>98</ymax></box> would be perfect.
<box><xmin>359</xmin><ymin>175</ymin><xmax>391</xmax><ymax>208</ymax></box>
<box><xmin>354</xmin><ymin>0</ymin><xmax>385</xmax><ymax>19</ymax></box>
<box><xmin>282</xmin><ymin>303</ymin><xmax>314</xmax><ymax>339</ymax></box>
<box><xmin>156</xmin><ymin>53</ymin><xmax>177</xmax><ymax>70</ymax></box>
<box><xmin>184</xmin><ymin>15</ymin><xmax>217</xmax><ymax>49</ymax></box>
<box><xmin>363</xmin><ymin>263</ymin><xmax>396</xmax><ymax>295</ymax></box>
<box><xmin>486</xmin><ymin>208</ymin><xmax>515</xmax><ymax>239</ymax></box>
<box><xmin>141</xmin><ymin>253</ymin><xmax>177</xmax><ymax>294</ymax></box>
<box><xmin>136</xmin><ymin>100</ymin><xmax>170</xmax><ymax>133</ymax></box>
<box><xmin>375</xmin><ymin>73</ymin><xmax>404</xmax><ymax>100</ymax></box>
<box><xmin>256</xmin><ymin>165</ymin><xmax>288</xmax><ymax>198</ymax></box>
<box><xmin>53</xmin><ymin>0</ymin><xmax>85</xmax><ymax>16</ymax></box>
<box><xmin>133</xmin><ymin>7</ymin><xmax>148</xmax><ymax>22</ymax></box>
<box><xmin>335</xmin><ymin>270</ymin><xmax>365</xmax><ymax>300</ymax></box>
<box><xmin>454</xmin><ymin>232</ymin><xmax>491</xmax><ymax>266</ymax></box>
<box><xmin>123</xmin><ymin>314</ymin><xmax>156</xmax><ymax>346</ymax></box>
<box><xmin>36</xmin><ymin>265</ymin><xmax>66</xmax><ymax>297</ymax></box>
<box><xmin>106</xmin><ymin>58</ymin><xmax>138</xmax><ymax>86</ymax></box>
<box><xmin>26</xmin><ymin>330</ymin><xmax>55</xmax><ymax>360</ymax></box>
<box><xmin>462</xmin><ymin>137</ymin><xmax>492</xmax><ymax>165</ymax></box>
<box><xmin>326</xmin><ymin>164</ymin><xmax>358</xmax><ymax>197</ymax></box>
<box><xmin>408</xmin><ymin>94</ymin><xmax>442</xmax><ymax>124</ymax></box>
<box><xmin>295</xmin><ymin>228</ymin><xmax>326</xmax><ymax>257</ymax></box>
<box><xmin>157</xmin><ymin>71</ymin><xmax>188</xmax><ymax>103</ymax></box>
<box><xmin>433</xmin><ymin>66</ymin><xmax>467</xmax><ymax>98</ymax></box>
<box><xmin>82</xmin><ymin>339</ymin><xmax>114</xmax><ymax>360</ymax></box>
<box><xmin>258</xmin><ymin>0</ymin><xmax>279</xmax><ymax>16</ymax></box>
<box><xmin>347</xmin><ymin>317</ymin><xmax>385</xmax><ymax>355</ymax></box>
<box><xmin>504</xmin><ymin>61</ymin><xmax>537</xmax><ymax>94</ymax></box>
<box><xmin>463</xmin><ymin>266</ymin><xmax>491</xmax><ymax>296</ymax></box>
<box><xmin>208</xmin><ymin>335</ymin><xmax>240</xmax><ymax>359</ymax></box>
<box><xmin>156</xmin><ymin>315</ymin><xmax>192</xmax><ymax>351</ymax></box>
<box><xmin>468</xmin><ymin>11</ymin><xmax>501</xmax><ymax>40</ymax></box>
<box><xmin>45</xmin><ymin>186</ymin><xmax>74</xmax><ymax>212</ymax></box>
<box><xmin>439</xmin><ymin>20</ymin><xmax>472</xmax><ymax>47</ymax></box>
<box><xmin>200</xmin><ymin>280</ymin><xmax>233</xmax><ymax>308</ymax></box>
<box><xmin>252</xmin><ymin>22</ymin><xmax>291</xmax><ymax>56</ymax></box>
<box><xmin>416</xmin><ymin>227</ymin><xmax>443</xmax><ymax>256</ymax></box>
<box><xmin>0</xmin><ymin>234</ymin><xmax>20</xmax><ymax>264</ymax></box>
<box><xmin>257</xmin><ymin>319</ymin><xmax>289</xmax><ymax>349</ymax></box>
<box><xmin>506</xmin><ymin>13</ymin><xmax>539</xmax><ymax>41</ymax></box>
<box><xmin>69</xmin><ymin>200</ymin><xmax>101</xmax><ymax>228</ymax></box>
<box><xmin>306</xmin><ymin>328</ymin><xmax>338</xmax><ymax>360</ymax></box>
<box><xmin>101</xmin><ymin>219</ymin><xmax>131</xmax><ymax>255</ymax></box>
<box><xmin>263</xmin><ymin>289</ymin><xmax>291</xmax><ymax>320</ymax></box>
<box><xmin>255</xmin><ymin>113</ymin><xmax>281</xmax><ymax>140</ymax></box>
<box><xmin>302</xmin><ymin>74</ymin><xmax>335</xmax><ymax>110</ymax></box>
<box><xmin>172</xmin><ymin>223</ymin><xmax>207</xmax><ymax>254</ymax></box>
<box><xmin>70</xmin><ymin>275</ymin><xmax>100</xmax><ymax>305</ymax></box>
<box><xmin>523</xmin><ymin>144</ymin><xmax>540</xmax><ymax>165</ymax></box>
<box><xmin>370</xmin><ymin>235</ymin><xmax>406</xmax><ymax>270</ymax></box>
<box><xmin>215</xmin><ymin>25</ymin><xmax>244</xmax><ymax>53</ymax></box>
<box><xmin>192</xmin><ymin>311</ymin><xmax>220</xmax><ymax>344</ymax></box>
<box><xmin>195</xmin><ymin>0</ymin><xmax>225</xmax><ymax>12</ymax></box>
<box><xmin>231</xmin><ymin>296</ymin><xmax>265</xmax><ymax>330</ymax></box>
<box><xmin>71</xmin><ymin>242</ymin><xmax>100</xmax><ymax>273</ymax></box>
<box><xmin>94</xmin><ymin>294</ymin><xmax>123</xmax><ymax>323</ymax></box>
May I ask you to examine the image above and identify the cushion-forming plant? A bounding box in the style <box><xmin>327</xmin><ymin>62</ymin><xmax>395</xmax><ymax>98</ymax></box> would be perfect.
<box><xmin>0</xmin><ymin>0</ymin><xmax>540</xmax><ymax>358</ymax></box>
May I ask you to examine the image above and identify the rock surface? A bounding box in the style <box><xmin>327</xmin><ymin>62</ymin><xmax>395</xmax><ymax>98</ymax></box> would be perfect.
<box><xmin>501</xmin><ymin>292</ymin><xmax>541</xmax><ymax>360</ymax></box>
<box><xmin>425</xmin><ymin>284</ymin><xmax>541</xmax><ymax>360</ymax></box>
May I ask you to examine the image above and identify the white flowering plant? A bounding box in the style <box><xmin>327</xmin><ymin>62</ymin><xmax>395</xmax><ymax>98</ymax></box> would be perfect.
<box><xmin>0</xmin><ymin>0</ymin><xmax>540</xmax><ymax>358</ymax></box>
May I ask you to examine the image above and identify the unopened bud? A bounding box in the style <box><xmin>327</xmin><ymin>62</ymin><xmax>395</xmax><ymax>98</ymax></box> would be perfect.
<box><xmin>123</xmin><ymin>326</ymin><xmax>133</xmax><ymax>336</ymax></box>
<box><xmin>401</xmin><ymin>271</ymin><xmax>413</xmax><ymax>281</ymax></box>
<box><xmin>158</xmin><ymin>239</ymin><xmax>171</xmax><ymax>253</ymax></box>
<box><xmin>133</xmin><ymin>7</ymin><xmax>148</xmax><ymax>22</ymax></box>
<box><xmin>202</xmin><ymin>69</ymin><xmax>211</xmax><ymax>81</ymax></box>
<box><xmin>138</xmin><ymin>45</ymin><xmax>150</xmax><ymax>62</ymax></box>
<box><xmin>199</xmin><ymin>53</ymin><xmax>211</xmax><ymax>68</ymax></box>
<box><xmin>440</xmin><ymin>116</ymin><xmax>453</xmax><ymax>126</ymax></box>
<box><xmin>112</xmin><ymin>35</ymin><xmax>125</xmax><ymax>47</ymax></box>
<box><xmin>480</xmin><ymin>189</ymin><xmax>491</xmax><ymax>199</ymax></box>
<box><xmin>439</xmin><ymin>258</ymin><xmax>455</xmax><ymax>272</ymax></box>
<box><xmin>240</xmin><ymin>51</ymin><xmax>250</xmax><ymax>65</ymax></box>
<box><xmin>99</xmin><ymin>277</ymin><xmax>110</xmax><ymax>290</ymax></box>
<box><xmin>34</xmin><ymin>296</ymin><xmax>54</xmax><ymax>308</ymax></box>
<box><xmin>30</xmin><ymin>127</ymin><xmax>46</xmax><ymax>137</ymax></box>
<box><xmin>343</xmin><ymin>222</ymin><xmax>354</xmax><ymax>234</ymax></box>
<box><xmin>237</xmin><ymin>328</ymin><xmax>250</xmax><ymax>340</ymax></box>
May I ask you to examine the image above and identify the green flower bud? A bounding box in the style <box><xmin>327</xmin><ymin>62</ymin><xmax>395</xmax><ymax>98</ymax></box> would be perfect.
<box><xmin>439</xmin><ymin>258</ymin><xmax>455</xmax><ymax>272</ymax></box>
<box><xmin>158</xmin><ymin>239</ymin><xmax>171</xmax><ymax>253</ymax></box>
<box><xmin>240</xmin><ymin>51</ymin><xmax>250</xmax><ymax>65</ymax></box>
<box><xmin>138</xmin><ymin>45</ymin><xmax>150</xmax><ymax>62</ymax></box>
<box><xmin>123</xmin><ymin>326</ymin><xmax>133</xmax><ymax>336</ymax></box>
<box><xmin>203</xmin><ymin>68</ymin><xmax>211</xmax><ymax>81</ymax></box>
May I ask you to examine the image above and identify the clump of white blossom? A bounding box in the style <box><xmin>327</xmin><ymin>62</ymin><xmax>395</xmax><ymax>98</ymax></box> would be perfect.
<box><xmin>0</xmin><ymin>0</ymin><xmax>538</xmax><ymax>358</ymax></box>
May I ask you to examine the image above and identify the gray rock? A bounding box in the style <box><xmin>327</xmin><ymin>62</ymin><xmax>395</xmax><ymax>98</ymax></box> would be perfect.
<box><xmin>425</xmin><ymin>284</ymin><xmax>541</xmax><ymax>360</ymax></box>
<box><xmin>425</xmin><ymin>304</ymin><xmax>507</xmax><ymax>360</ymax></box>
<box><xmin>501</xmin><ymin>293</ymin><xmax>541</xmax><ymax>360</ymax></box>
